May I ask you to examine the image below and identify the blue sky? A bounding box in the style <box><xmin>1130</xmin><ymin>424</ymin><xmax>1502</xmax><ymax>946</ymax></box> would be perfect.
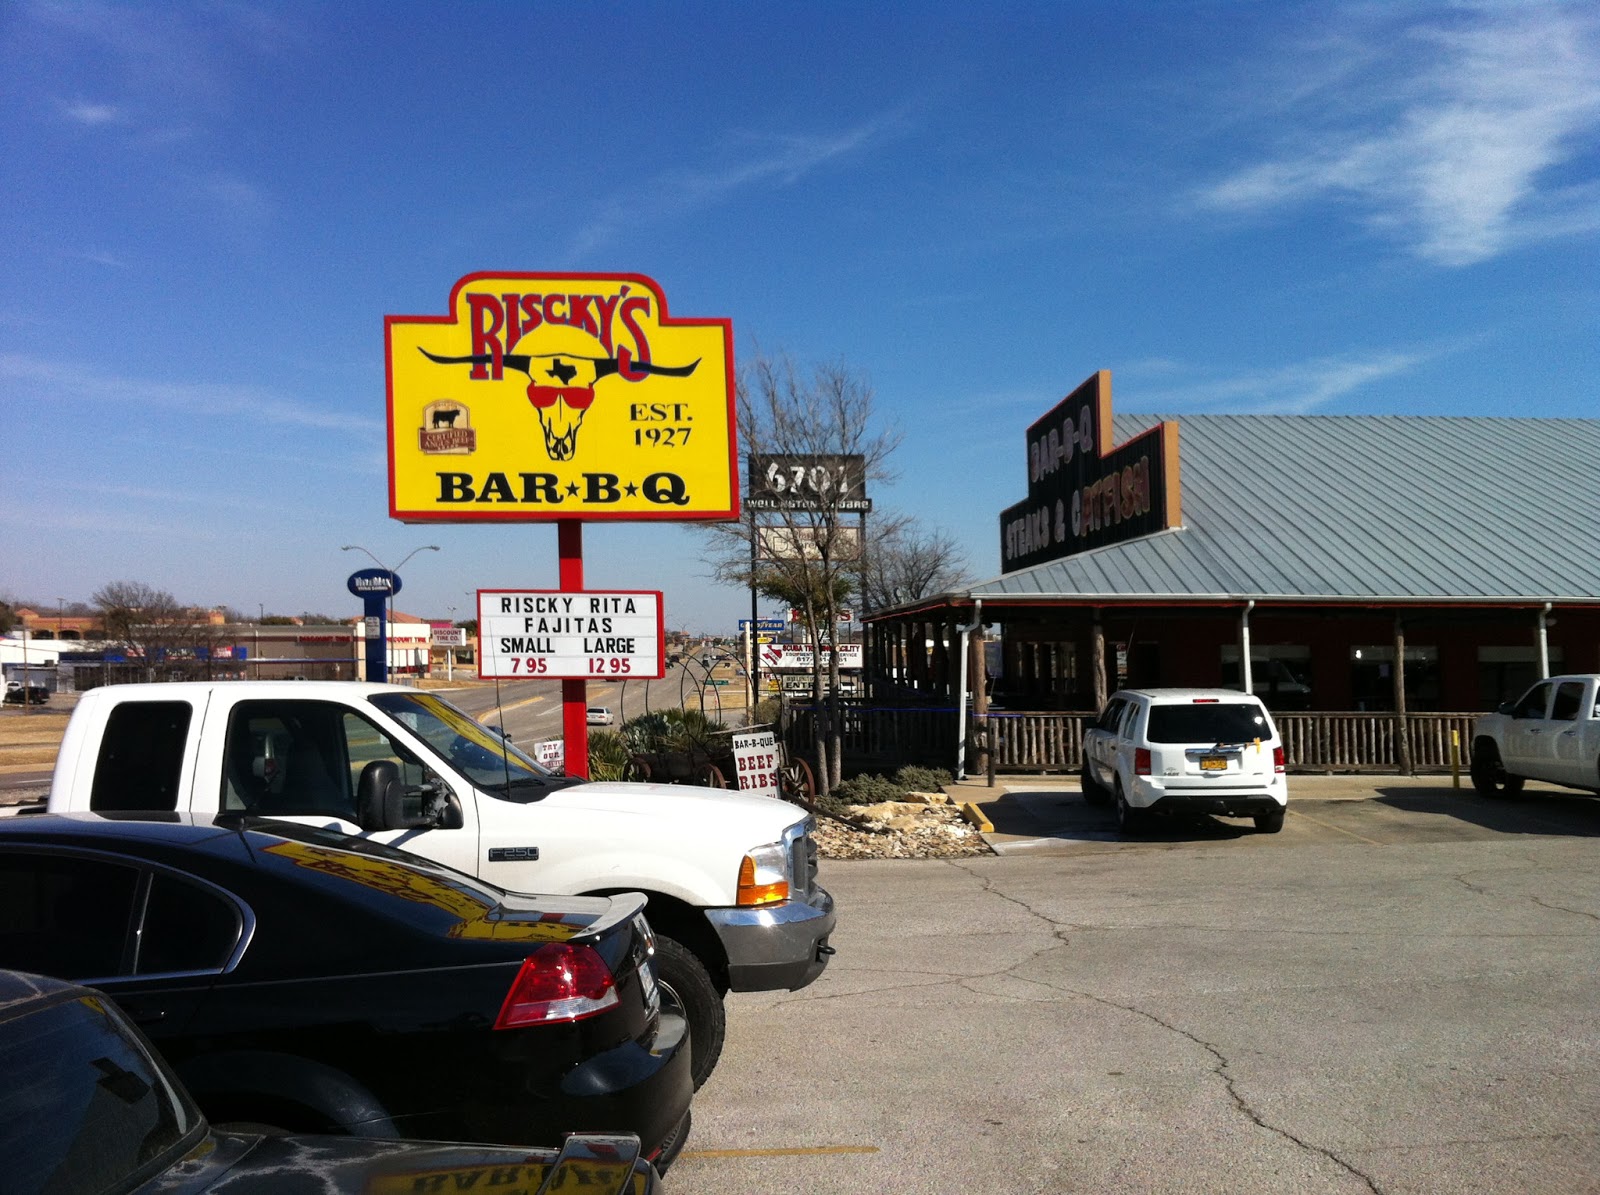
<box><xmin>2</xmin><ymin>1</ymin><xmax>1596</xmax><ymax>632</ymax></box>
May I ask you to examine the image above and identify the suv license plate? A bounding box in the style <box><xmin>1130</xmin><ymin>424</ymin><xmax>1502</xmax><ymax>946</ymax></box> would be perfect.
<box><xmin>1199</xmin><ymin>755</ymin><xmax>1228</xmax><ymax>771</ymax></box>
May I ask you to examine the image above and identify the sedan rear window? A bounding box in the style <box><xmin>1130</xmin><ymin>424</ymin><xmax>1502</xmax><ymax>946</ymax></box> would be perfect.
<box><xmin>1146</xmin><ymin>703</ymin><xmax>1270</xmax><ymax>744</ymax></box>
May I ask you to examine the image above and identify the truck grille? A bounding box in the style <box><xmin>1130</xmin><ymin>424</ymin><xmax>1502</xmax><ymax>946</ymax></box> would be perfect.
<box><xmin>787</xmin><ymin>817</ymin><xmax>818</xmax><ymax>899</ymax></box>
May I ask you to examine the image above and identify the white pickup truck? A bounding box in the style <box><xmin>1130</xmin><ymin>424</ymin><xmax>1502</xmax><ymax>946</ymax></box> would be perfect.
<box><xmin>44</xmin><ymin>681</ymin><xmax>836</xmax><ymax>1087</ymax></box>
<box><xmin>1470</xmin><ymin>674</ymin><xmax>1600</xmax><ymax>797</ymax></box>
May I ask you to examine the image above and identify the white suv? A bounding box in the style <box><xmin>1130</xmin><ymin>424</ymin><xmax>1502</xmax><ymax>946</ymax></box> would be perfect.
<box><xmin>1081</xmin><ymin>688</ymin><xmax>1288</xmax><ymax>835</ymax></box>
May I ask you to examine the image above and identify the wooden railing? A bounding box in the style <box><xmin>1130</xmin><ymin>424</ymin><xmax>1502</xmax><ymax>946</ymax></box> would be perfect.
<box><xmin>792</xmin><ymin>704</ymin><xmax>1482</xmax><ymax>776</ymax></box>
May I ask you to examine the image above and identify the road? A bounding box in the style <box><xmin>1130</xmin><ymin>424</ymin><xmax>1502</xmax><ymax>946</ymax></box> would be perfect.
<box><xmin>441</xmin><ymin>649</ymin><xmax>754</xmax><ymax>747</ymax></box>
<box><xmin>675</xmin><ymin>784</ymin><xmax>1600</xmax><ymax>1194</ymax></box>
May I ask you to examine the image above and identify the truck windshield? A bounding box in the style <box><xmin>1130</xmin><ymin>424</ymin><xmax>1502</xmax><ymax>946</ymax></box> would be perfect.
<box><xmin>368</xmin><ymin>692</ymin><xmax>554</xmax><ymax>795</ymax></box>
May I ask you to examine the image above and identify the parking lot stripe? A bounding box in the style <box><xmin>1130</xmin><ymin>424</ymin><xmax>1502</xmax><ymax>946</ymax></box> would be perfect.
<box><xmin>1290</xmin><ymin>807</ymin><xmax>1386</xmax><ymax>846</ymax></box>
<box><xmin>683</xmin><ymin>1146</ymin><xmax>880</xmax><ymax>1158</ymax></box>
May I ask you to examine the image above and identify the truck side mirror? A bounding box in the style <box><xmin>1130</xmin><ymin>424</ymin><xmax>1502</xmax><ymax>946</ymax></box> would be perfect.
<box><xmin>356</xmin><ymin>760</ymin><xmax>437</xmax><ymax>831</ymax></box>
<box><xmin>1497</xmin><ymin>701</ymin><xmax>1515</xmax><ymax>716</ymax></box>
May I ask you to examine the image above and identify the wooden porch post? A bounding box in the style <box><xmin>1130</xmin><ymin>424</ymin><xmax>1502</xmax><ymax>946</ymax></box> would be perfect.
<box><xmin>1092</xmin><ymin>610</ymin><xmax>1108</xmax><ymax>711</ymax></box>
<box><xmin>1393</xmin><ymin>615</ymin><xmax>1413</xmax><ymax>776</ymax></box>
<box><xmin>970</xmin><ymin>619</ymin><xmax>990</xmax><ymax>776</ymax></box>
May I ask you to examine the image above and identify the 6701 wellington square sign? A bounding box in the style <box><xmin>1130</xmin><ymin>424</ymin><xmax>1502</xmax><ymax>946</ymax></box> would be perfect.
<box><xmin>478</xmin><ymin>590</ymin><xmax>664</xmax><ymax>680</ymax></box>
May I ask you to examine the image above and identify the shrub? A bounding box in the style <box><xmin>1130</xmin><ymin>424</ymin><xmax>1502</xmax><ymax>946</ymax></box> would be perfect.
<box><xmin>831</xmin><ymin>773</ymin><xmax>905</xmax><ymax>806</ymax></box>
<box><xmin>620</xmin><ymin>706</ymin><xmax>723</xmax><ymax>755</ymax></box>
<box><xmin>893</xmin><ymin>765</ymin><xmax>953</xmax><ymax>793</ymax></box>
<box><xmin>586</xmin><ymin>729</ymin><xmax>632</xmax><ymax>781</ymax></box>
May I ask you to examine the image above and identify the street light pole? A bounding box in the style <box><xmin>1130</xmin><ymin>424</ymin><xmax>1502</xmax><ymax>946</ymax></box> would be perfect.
<box><xmin>342</xmin><ymin>544</ymin><xmax>440</xmax><ymax>683</ymax></box>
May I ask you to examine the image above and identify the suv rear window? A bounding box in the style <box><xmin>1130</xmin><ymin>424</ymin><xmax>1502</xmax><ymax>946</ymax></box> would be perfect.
<box><xmin>1146</xmin><ymin>703</ymin><xmax>1270</xmax><ymax>744</ymax></box>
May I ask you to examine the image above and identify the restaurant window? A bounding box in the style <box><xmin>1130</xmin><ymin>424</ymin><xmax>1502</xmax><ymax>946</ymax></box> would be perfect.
<box><xmin>1477</xmin><ymin>647</ymin><xmax>1564</xmax><ymax>710</ymax></box>
<box><xmin>1350</xmin><ymin>646</ymin><xmax>1440</xmax><ymax>712</ymax></box>
<box><xmin>1221</xmin><ymin>646</ymin><xmax>1312</xmax><ymax>711</ymax></box>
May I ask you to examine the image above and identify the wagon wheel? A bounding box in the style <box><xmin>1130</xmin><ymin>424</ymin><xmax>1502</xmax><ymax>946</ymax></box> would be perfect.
<box><xmin>692</xmin><ymin>762</ymin><xmax>727</xmax><ymax>789</ymax></box>
<box><xmin>779</xmin><ymin>757</ymin><xmax>815</xmax><ymax>805</ymax></box>
<box><xmin>622</xmin><ymin>755</ymin><xmax>653</xmax><ymax>782</ymax></box>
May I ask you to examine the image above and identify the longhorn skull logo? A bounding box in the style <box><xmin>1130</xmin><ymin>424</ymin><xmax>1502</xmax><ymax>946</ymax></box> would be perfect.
<box><xmin>420</xmin><ymin>323</ymin><xmax>698</xmax><ymax>461</ymax></box>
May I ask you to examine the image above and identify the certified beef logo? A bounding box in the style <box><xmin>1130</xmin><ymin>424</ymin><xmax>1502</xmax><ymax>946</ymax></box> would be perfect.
<box><xmin>419</xmin><ymin>401</ymin><xmax>476</xmax><ymax>454</ymax></box>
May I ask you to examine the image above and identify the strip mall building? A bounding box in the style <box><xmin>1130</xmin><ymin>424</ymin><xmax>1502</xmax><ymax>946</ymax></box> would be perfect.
<box><xmin>865</xmin><ymin>372</ymin><xmax>1600</xmax><ymax>773</ymax></box>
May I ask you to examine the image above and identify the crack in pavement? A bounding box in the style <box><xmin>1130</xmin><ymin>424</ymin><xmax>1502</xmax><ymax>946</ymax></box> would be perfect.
<box><xmin>945</xmin><ymin>858</ymin><xmax>1387</xmax><ymax>1194</ymax></box>
<box><xmin>1453</xmin><ymin>871</ymin><xmax>1600</xmax><ymax>924</ymax></box>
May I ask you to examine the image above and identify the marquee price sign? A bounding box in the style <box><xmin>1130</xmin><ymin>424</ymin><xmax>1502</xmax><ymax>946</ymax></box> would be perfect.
<box><xmin>387</xmin><ymin>273</ymin><xmax>737</xmax><ymax>522</ymax></box>
<box><xmin>998</xmin><ymin>370</ymin><xmax>1182</xmax><ymax>572</ymax></box>
<box><xmin>478</xmin><ymin>589</ymin><xmax>664</xmax><ymax>680</ymax></box>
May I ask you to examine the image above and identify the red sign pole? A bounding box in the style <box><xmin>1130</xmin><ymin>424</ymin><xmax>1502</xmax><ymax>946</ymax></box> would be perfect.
<box><xmin>558</xmin><ymin>519</ymin><xmax>590</xmax><ymax>779</ymax></box>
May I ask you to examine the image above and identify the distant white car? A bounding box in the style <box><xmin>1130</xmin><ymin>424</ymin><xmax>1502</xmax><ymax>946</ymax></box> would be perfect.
<box><xmin>586</xmin><ymin>706</ymin><xmax>615</xmax><ymax>726</ymax></box>
<box><xmin>1081</xmin><ymin>688</ymin><xmax>1287</xmax><ymax>835</ymax></box>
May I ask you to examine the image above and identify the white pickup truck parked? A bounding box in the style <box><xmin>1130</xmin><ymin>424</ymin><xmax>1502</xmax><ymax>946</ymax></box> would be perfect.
<box><xmin>44</xmin><ymin>681</ymin><xmax>836</xmax><ymax>1087</ymax></box>
<box><xmin>1470</xmin><ymin>674</ymin><xmax>1600</xmax><ymax>797</ymax></box>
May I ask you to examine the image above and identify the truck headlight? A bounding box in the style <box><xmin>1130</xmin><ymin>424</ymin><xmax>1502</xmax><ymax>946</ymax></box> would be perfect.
<box><xmin>736</xmin><ymin>841</ymin><xmax>791</xmax><ymax>906</ymax></box>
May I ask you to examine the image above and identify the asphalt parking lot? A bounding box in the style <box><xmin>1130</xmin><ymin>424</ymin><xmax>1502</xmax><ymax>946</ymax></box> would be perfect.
<box><xmin>677</xmin><ymin>779</ymin><xmax>1600</xmax><ymax>1194</ymax></box>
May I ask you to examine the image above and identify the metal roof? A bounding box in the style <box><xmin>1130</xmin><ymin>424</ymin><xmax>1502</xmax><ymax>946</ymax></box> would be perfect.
<box><xmin>969</xmin><ymin>414</ymin><xmax>1600</xmax><ymax>606</ymax></box>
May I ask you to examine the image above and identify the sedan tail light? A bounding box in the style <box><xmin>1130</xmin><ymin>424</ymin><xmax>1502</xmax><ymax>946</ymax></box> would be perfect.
<box><xmin>1273</xmin><ymin>745</ymin><xmax>1285</xmax><ymax>774</ymax></box>
<box><xmin>1134</xmin><ymin>748</ymin><xmax>1152</xmax><ymax>776</ymax></box>
<box><xmin>494</xmin><ymin>944</ymin><xmax>619</xmax><ymax>1029</ymax></box>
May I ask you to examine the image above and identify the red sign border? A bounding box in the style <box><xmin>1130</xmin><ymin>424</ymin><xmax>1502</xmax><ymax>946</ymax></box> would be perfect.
<box><xmin>386</xmin><ymin>272</ymin><xmax>739</xmax><ymax>524</ymax></box>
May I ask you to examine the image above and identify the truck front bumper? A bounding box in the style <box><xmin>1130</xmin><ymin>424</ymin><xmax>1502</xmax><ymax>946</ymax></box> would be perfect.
<box><xmin>706</xmin><ymin>885</ymin><xmax>836</xmax><ymax>993</ymax></box>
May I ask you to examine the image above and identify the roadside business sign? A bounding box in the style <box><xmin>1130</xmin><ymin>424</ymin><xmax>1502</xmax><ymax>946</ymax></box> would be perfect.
<box><xmin>746</xmin><ymin>453</ymin><xmax>871</xmax><ymax>511</ymax></box>
<box><xmin>386</xmin><ymin>273</ymin><xmax>737</xmax><ymax>522</ymax></box>
<box><xmin>739</xmin><ymin>617</ymin><xmax>787</xmax><ymax>634</ymax></box>
<box><xmin>432</xmin><ymin>627</ymin><xmax>466</xmax><ymax>647</ymax></box>
<box><xmin>731</xmin><ymin>729</ymin><xmax>781</xmax><ymax>799</ymax></box>
<box><xmin>477</xmin><ymin>589</ymin><xmax>664</xmax><ymax>680</ymax></box>
<box><xmin>759</xmin><ymin>643</ymin><xmax>864</xmax><ymax>670</ymax></box>
<box><xmin>999</xmin><ymin>370</ymin><xmax>1182</xmax><ymax>572</ymax></box>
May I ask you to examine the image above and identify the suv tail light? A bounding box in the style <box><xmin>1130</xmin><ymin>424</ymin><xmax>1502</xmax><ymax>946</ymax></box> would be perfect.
<box><xmin>494</xmin><ymin>944</ymin><xmax>619</xmax><ymax>1029</ymax></box>
<box><xmin>1273</xmin><ymin>745</ymin><xmax>1285</xmax><ymax>774</ymax></box>
<box><xmin>1134</xmin><ymin>748</ymin><xmax>1152</xmax><ymax>776</ymax></box>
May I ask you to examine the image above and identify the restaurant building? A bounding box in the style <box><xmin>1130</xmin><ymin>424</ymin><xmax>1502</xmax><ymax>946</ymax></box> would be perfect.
<box><xmin>865</xmin><ymin>372</ymin><xmax>1600</xmax><ymax>773</ymax></box>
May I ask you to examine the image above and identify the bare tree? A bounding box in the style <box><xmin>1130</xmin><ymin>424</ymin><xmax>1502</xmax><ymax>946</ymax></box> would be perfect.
<box><xmin>92</xmin><ymin>581</ymin><xmax>223</xmax><ymax>678</ymax></box>
<box><xmin>700</xmin><ymin>351</ymin><xmax>900</xmax><ymax>794</ymax></box>
<box><xmin>860</xmin><ymin>517</ymin><xmax>972</xmax><ymax>610</ymax></box>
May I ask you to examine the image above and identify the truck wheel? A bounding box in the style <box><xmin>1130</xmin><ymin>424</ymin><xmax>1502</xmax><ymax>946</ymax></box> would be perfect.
<box><xmin>1114</xmin><ymin>779</ymin><xmax>1144</xmax><ymax>836</ymax></box>
<box><xmin>1254</xmin><ymin>809</ymin><xmax>1285</xmax><ymax>833</ymax></box>
<box><xmin>1470</xmin><ymin>741</ymin><xmax>1525</xmax><ymax>798</ymax></box>
<box><xmin>654</xmin><ymin>935</ymin><xmax>726</xmax><ymax>1089</ymax></box>
<box><xmin>1080</xmin><ymin>761</ymin><xmax>1110</xmax><ymax>806</ymax></box>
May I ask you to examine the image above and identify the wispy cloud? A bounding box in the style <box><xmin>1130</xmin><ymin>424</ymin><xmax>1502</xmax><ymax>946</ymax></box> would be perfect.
<box><xmin>0</xmin><ymin>353</ymin><xmax>379</xmax><ymax>435</ymax></box>
<box><xmin>1198</xmin><ymin>4</ymin><xmax>1600</xmax><ymax>266</ymax></box>
<box><xmin>564</xmin><ymin>112</ymin><xmax>908</xmax><ymax>261</ymax></box>
<box><xmin>62</xmin><ymin>100</ymin><xmax>121</xmax><ymax>126</ymax></box>
<box><xmin>1127</xmin><ymin>349</ymin><xmax>1442</xmax><ymax>415</ymax></box>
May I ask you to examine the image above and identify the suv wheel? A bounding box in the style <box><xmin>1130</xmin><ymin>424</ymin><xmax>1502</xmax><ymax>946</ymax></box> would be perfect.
<box><xmin>1254</xmin><ymin>809</ymin><xmax>1285</xmax><ymax>834</ymax></box>
<box><xmin>1114</xmin><ymin>779</ymin><xmax>1143</xmax><ymax>836</ymax></box>
<box><xmin>1470</xmin><ymin>741</ymin><xmax>1525</xmax><ymax>798</ymax></box>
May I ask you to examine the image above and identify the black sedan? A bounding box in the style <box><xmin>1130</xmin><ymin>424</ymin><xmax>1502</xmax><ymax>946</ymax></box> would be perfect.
<box><xmin>0</xmin><ymin>814</ymin><xmax>691</xmax><ymax>1168</ymax></box>
<box><xmin>0</xmin><ymin>968</ymin><xmax>661</xmax><ymax>1194</ymax></box>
